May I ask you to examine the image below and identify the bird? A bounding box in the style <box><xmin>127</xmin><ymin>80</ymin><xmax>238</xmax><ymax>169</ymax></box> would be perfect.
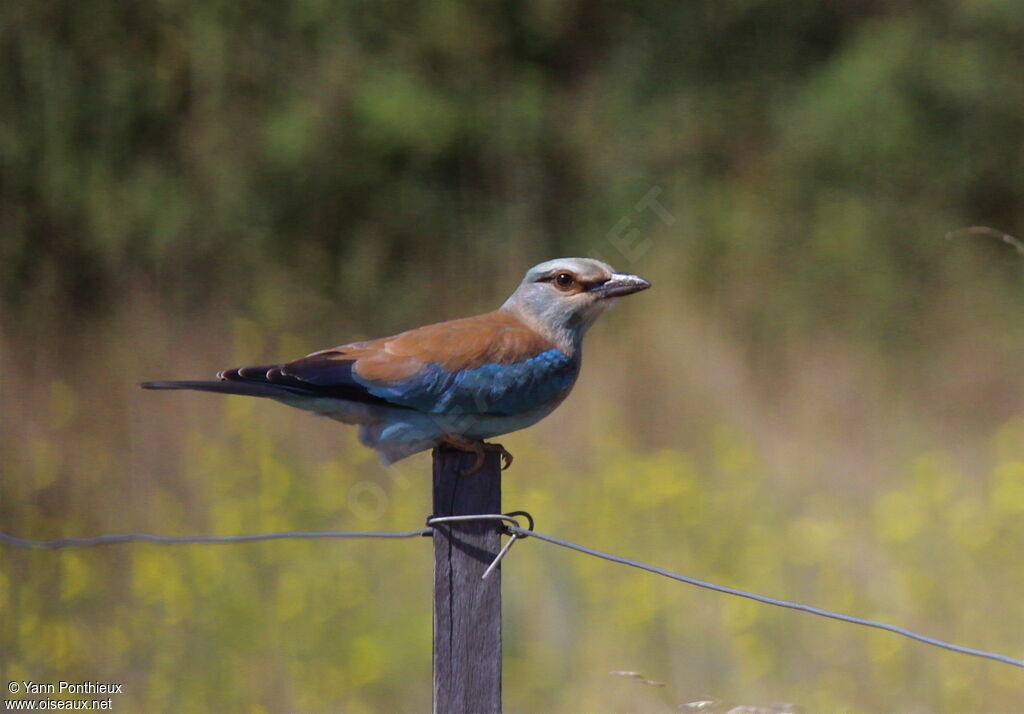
<box><xmin>141</xmin><ymin>257</ymin><xmax>650</xmax><ymax>474</ymax></box>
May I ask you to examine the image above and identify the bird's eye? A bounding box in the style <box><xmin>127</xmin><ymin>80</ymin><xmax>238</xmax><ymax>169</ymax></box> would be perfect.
<box><xmin>554</xmin><ymin>272</ymin><xmax>575</xmax><ymax>289</ymax></box>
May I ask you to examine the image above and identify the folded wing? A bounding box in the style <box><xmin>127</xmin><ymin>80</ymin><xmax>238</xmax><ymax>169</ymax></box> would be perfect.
<box><xmin>286</xmin><ymin>310</ymin><xmax>578</xmax><ymax>415</ymax></box>
<box><xmin>143</xmin><ymin>310</ymin><xmax>580</xmax><ymax>417</ymax></box>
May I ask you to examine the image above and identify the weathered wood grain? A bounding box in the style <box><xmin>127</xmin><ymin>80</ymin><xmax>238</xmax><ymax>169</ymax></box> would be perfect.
<box><xmin>432</xmin><ymin>447</ymin><xmax>502</xmax><ymax>714</ymax></box>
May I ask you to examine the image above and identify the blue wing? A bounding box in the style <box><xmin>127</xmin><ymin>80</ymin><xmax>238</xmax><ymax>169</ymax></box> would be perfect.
<box><xmin>356</xmin><ymin>348</ymin><xmax>580</xmax><ymax>415</ymax></box>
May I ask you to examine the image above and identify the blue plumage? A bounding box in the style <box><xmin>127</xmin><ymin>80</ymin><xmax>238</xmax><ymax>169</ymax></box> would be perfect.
<box><xmin>361</xmin><ymin>349</ymin><xmax>579</xmax><ymax>416</ymax></box>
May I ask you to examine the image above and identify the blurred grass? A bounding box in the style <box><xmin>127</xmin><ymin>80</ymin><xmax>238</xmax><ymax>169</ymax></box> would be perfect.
<box><xmin>3</xmin><ymin>1</ymin><xmax>1024</xmax><ymax>712</ymax></box>
<box><xmin>3</xmin><ymin>287</ymin><xmax>1024</xmax><ymax>712</ymax></box>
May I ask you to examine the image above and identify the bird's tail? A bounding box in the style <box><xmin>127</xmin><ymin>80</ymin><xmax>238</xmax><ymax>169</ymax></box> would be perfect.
<box><xmin>139</xmin><ymin>380</ymin><xmax>304</xmax><ymax>398</ymax></box>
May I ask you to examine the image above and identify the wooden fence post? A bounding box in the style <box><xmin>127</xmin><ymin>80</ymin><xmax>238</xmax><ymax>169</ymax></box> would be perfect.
<box><xmin>432</xmin><ymin>447</ymin><xmax>503</xmax><ymax>714</ymax></box>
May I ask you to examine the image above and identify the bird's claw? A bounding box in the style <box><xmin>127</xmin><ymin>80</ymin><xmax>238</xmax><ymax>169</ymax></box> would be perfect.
<box><xmin>439</xmin><ymin>435</ymin><xmax>513</xmax><ymax>476</ymax></box>
<box><xmin>484</xmin><ymin>442</ymin><xmax>514</xmax><ymax>472</ymax></box>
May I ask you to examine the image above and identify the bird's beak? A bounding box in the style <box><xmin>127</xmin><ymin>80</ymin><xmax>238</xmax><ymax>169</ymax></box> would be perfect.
<box><xmin>592</xmin><ymin>272</ymin><xmax>651</xmax><ymax>299</ymax></box>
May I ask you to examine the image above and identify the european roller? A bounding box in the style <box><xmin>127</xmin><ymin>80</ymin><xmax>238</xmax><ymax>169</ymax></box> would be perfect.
<box><xmin>141</xmin><ymin>258</ymin><xmax>650</xmax><ymax>473</ymax></box>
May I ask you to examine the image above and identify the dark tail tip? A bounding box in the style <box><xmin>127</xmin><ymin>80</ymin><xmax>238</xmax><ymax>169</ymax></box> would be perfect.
<box><xmin>139</xmin><ymin>381</ymin><xmax>214</xmax><ymax>390</ymax></box>
<box><xmin>137</xmin><ymin>379</ymin><xmax>298</xmax><ymax>398</ymax></box>
<box><xmin>139</xmin><ymin>381</ymin><xmax>215</xmax><ymax>390</ymax></box>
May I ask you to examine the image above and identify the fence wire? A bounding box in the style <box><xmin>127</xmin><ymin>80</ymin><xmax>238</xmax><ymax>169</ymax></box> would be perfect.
<box><xmin>2</xmin><ymin>521</ymin><xmax>1022</xmax><ymax>670</ymax></box>
<box><xmin>503</xmin><ymin>525</ymin><xmax>1024</xmax><ymax>669</ymax></box>
<box><xmin>0</xmin><ymin>528</ymin><xmax>430</xmax><ymax>549</ymax></box>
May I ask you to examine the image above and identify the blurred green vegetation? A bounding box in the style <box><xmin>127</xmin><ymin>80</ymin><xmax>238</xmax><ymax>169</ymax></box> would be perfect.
<box><xmin>3</xmin><ymin>1</ymin><xmax>1024</xmax><ymax>712</ymax></box>
<box><xmin>4</xmin><ymin>0</ymin><xmax>1024</xmax><ymax>335</ymax></box>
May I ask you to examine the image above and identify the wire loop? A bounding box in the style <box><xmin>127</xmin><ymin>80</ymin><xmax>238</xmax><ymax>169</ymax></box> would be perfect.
<box><xmin>425</xmin><ymin>511</ymin><xmax>534</xmax><ymax>536</ymax></box>
<box><xmin>501</xmin><ymin>510</ymin><xmax>534</xmax><ymax>537</ymax></box>
<box><xmin>426</xmin><ymin>511</ymin><xmax>535</xmax><ymax>579</ymax></box>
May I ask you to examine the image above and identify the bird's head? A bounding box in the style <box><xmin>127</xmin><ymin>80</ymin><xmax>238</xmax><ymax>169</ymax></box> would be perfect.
<box><xmin>502</xmin><ymin>257</ymin><xmax>651</xmax><ymax>352</ymax></box>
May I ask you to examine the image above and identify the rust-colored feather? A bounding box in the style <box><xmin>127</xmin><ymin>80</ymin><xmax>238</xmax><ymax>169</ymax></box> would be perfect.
<box><xmin>306</xmin><ymin>310</ymin><xmax>557</xmax><ymax>383</ymax></box>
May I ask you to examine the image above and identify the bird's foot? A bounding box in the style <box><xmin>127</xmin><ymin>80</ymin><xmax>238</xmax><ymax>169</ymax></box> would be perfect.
<box><xmin>482</xmin><ymin>442</ymin><xmax>514</xmax><ymax>472</ymax></box>
<box><xmin>438</xmin><ymin>435</ymin><xmax>514</xmax><ymax>476</ymax></box>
